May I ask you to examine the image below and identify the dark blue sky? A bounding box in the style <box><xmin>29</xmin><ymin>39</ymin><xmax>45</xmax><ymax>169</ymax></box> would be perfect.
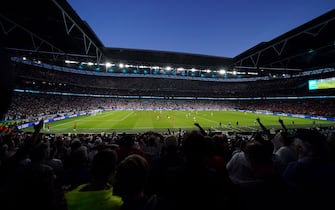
<box><xmin>68</xmin><ymin>0</ymin><xmax>334</xmax><ymax>58</ymax></box>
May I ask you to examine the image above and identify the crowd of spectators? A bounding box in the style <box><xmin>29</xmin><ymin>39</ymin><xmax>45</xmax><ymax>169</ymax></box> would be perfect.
<box><xmin>1</xmin><ymin>118</ymin><xmax>335</xmax><ymax>210</ymax></box>
<box><xmin>4</xmin><ymin>92</ymin><xmax>335</xmax><ymax>122</ymax></box>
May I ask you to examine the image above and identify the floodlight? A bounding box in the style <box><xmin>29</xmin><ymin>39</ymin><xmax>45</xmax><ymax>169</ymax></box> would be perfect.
<box><xmin>105</xmin><ymin>62</ymin><xmax>112</xmax><ymax>68</ymax></box>
<box><xmin>219</xmin><ymin>69</ymin><xmax>226</xmax><ymax>74</ymax></box>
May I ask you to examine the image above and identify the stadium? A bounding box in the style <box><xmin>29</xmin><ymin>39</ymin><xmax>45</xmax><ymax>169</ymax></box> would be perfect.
<box><xmin>1</xmin><ymin>1</ymin><xmax>335</xmax><ymax>210</ymax></box>
<box><xmin>1</xmin><ymin>0</ymin><xmax>335</xmax><ymax>136</ymax></box>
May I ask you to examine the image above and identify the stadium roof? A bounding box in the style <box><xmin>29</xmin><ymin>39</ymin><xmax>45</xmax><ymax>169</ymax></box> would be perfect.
<box><xmin>1</xmin><ymin>0</ymin><xmax>335</xmax><ymax>77</ymax></box>
<box><xmin>0</xmin><ymin>0</ymin><xmax>104</xmax><ymax>63</ymax></box>
<box><xmin>231</xmin><ymin>9</ymin><xmax>335</xmax><ymax>73</ymax></box>
<box><xmin>102</xmin><ymin>47</ymin><xmax>232</xmax><ymax>70</ymax></box>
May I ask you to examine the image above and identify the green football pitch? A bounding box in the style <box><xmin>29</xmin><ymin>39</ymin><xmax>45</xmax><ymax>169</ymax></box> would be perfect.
<box><xmin>23</xmin><ymin>110</ymin><xmax>332</xmax><ymax>134</ymax></box>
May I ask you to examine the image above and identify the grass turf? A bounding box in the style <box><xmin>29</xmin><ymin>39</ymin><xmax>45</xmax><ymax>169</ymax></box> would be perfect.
<box><xmin>23</xmin><ymin>110</ymin><xmax>332</xmax><ymax>134</ymax></box>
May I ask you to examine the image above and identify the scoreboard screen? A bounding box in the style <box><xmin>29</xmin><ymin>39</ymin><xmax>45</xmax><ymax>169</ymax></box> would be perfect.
<box><xmin>308</xmin><ymin>77</ymin><xmax>335</xmax><ymax>90</ymax></box>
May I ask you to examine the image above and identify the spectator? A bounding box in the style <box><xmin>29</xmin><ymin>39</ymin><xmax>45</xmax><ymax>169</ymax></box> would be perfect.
<box><xmin>173</xmin><ymin>130</ymin><xmax>237</xmax><ymax>210</ymax></box>
<box><xmin>116</xmin><ymin>134</ymin><xmax>144</xmax><ymax>163</ymax></box>
<box><xmin>65</xmin><ymin>149</ymin><xmax>123</xmax><ymax>210</ymax></box>
<box><xmin>61</xmin><ymin>138</ymin><xmax>90</xmax><ymax>190</ymax></box>
<box><xmin>274</xmin><ymin>131</ymin><xmax>298</xmax><ymax>168</ymax></box>
<box><xmin>147</xmin><ymin>135</ymin><xmax>184</xmax><ymax>210</ymax></box>
<box><xmin>282</xmin><ymin>129</ymin><xmax>335</xmax><ymax>209</ymax></box>
<box><xmin>237</xmin><ymin>140</ymin><xmax>293</xmax><ymax>210</ymax></box>
<box><xmin>114</xmin><ymin>154</ymin><xmax>156</xmax><ymax>210</ymax></box>
<box><xmin>13</xmin><ymin>141</ymin><xmax>57</xmax><ymax>210</ymax></box>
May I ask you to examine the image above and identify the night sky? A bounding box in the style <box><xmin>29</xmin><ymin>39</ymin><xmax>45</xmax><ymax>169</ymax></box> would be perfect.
<box><xmin>68</xmin><ymin>0</ymin><xmax>334</xmax><ymax>57</ymax></box>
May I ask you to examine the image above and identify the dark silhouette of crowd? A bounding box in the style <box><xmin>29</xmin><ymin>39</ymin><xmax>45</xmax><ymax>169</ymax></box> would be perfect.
<box><xmin>1</xmin><ymin>118</ymin><xmax>335</xmax><ymax>210</ymax></box>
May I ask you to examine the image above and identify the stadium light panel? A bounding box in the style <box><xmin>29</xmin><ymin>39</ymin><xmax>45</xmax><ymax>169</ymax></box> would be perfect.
<box><xmin>219</xmin><ymin>69</ymin><xmax>226</xmax><ymax>74</ymax></box>
<box><xmin>105</xmin><ymin>62</ymin><xmax>112</xmax><ymax>68</ymax></box>
<box><xmin>65</xmin><ymin>60</ymin><xmax>78</xmax><ymax>64</ymax></box>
